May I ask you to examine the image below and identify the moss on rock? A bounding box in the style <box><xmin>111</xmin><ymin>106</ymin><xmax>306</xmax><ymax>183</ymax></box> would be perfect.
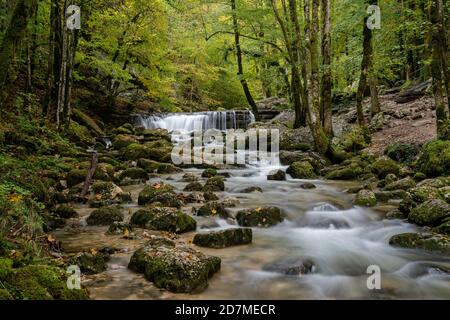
<box><xmin>138</xmin><ymin>182</ymin><xmax>175</xmax><ymax>205</ymax></box>
<box><xmin>389</xmin><ymin>232</ymin><xmax>450</xmax><ymax>255</ymax></box>
<box><xmin>408</xmin><ymin>199</ymin><xmax>450</xmax><ymax>227</ymax></box>
<box><xmin>193</xmin><ymin>228</ymin><xmax>252</xmax><ymax>248</ymax></box>
<box><xmin>203</xmin><ymin>176</ymin><xmax>225</xmax><ymax>192</ymax></box>
<box><xmin>353</xmin><ymin>189</ymin><xmax>377</xmax><ymax>207</ymax></box>
<box><xmin>86</xmin><ymin>206</ymin><xmax>124</xmax><ymax>226</ymax></box>
<box><xmin>236</xmin><ymin>207</ymin><xmax>285</xmax><ymax>228</ymax></box>
<box><xmin>370</xmin><ymin>157</ymin><xmax>400</xmax><ymax>179</ymax></box>
<box><xmin>287</xmin><ymin>161</ymin><xmax>317</xmax><ymax>179</ymax></box>
<box><xmin>130</xmin><ymin>208</ymin><xmax>196</xmax><ymax>233</ymax></box>
<box><xmin>417</xmin><ymin>139</ymin><xmax>450</xmax><ymax>178</ymax></box>
<box><xmin>196</xmin><ymin>202</ymin><xmax>228</xmax><ymax>218</ymax></box>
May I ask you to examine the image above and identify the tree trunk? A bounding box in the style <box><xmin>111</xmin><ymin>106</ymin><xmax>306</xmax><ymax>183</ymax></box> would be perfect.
<box><xmin>320</xmin><ymin>0</ymin><xmax>333</xmax><ymax>137</ymax></box>
<box><xmin>0</xmin><ymin>0</ymin><xmax>37</xmax><ymax>95</ymax></box>
<box><xmin>231</xmin><ymin>0</ymin><xmax>260</xmax><ymax>121</ymax></box>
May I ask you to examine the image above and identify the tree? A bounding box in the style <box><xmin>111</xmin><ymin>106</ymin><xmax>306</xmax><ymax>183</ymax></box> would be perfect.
<box><xmin>320</xmin><ymin>0</ymin><xmax>333</xmax><ymax>137</ymax></box>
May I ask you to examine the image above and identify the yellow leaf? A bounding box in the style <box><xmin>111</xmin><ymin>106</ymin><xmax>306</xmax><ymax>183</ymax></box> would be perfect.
<box><xmin>255</xmin><ymin>208</ymin><xmax>262</xmax><ymax>213</ymax></box>
<box><xmin>123</xmin><ymin>229</ymin><xmax>130</xmax><ymax>237</ymax></box>
<box><xmin>211</xmin><ymin>208</ymin><xmax>217</xmax><ymax>215</ymax></box>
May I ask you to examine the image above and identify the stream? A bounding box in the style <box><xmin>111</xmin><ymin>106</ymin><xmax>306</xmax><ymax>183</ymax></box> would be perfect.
<box><xmin>53</xmin><ymin>113</ymin><xmax>450</xmax><ymax>300</ymax></box>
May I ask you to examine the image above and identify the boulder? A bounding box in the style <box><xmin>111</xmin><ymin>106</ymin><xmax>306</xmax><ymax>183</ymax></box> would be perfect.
<box><xmin>300</xmin><ymin>183</ymin><xmax>316</xmax><ymax>189</ymax></box>
<box><xmin>408</xmin><ymin>199</ymin><xmax>450</xmax><ymax>227</ymax></box>
<box><xmin>91</xmin><ymin>181</ymin><xmax>127</xmax><ymax>201</ymax></box>
<box><xmin>138</xmin><ymin>182</ymin><xmax>175</xmax><ymax>205</ymax></box>
<box><xmin>128</xmin><ymin>239</ymin><xmax>221</xmax><ymax>293</ymax></box>
<box><xmin>267</xmin><ymin>170</ymin><xmax>286</xmax><ymax>181</ymax></box>
<box><xmin>434</xmin><ymin>217</ymin><xmax>450</xmax><ymax>235</ymax></box>
<box><xmin>193</xmin><ymin>228</ymin><xmax>252</xmax><ymax>248</ymax></box>
<box><xmin>106</xmin><ymin>222</ymin><xmax>133</xmax><ymax>236</ymax></box>
<box><xmin>263</xmin><ymin>258</ymin><xmax>315</xmax><ymax>276</ymax></box>
<box><xmin>123</xmin><ymin>141</ymin><xmax>172</xmax><ymax>162</ymax></box>
<box><xmin>54</xmin><ymin>204</ymin><xmax>77</xmax><ymax>219</ymax></box>
<box><xmin>374</xmin><ymin>190</ymin><xmax>408</xmax><ymax>203</ymax></box>
<box><xmin>180</xmin><ymin>173</ymin><xmax>198</xmax><ymax>182</ymax></box>
<box><xmin>353</xmin><ymin>189</ymin><xmax>377</xmax><ymax>207</ymax></box>
<box><xmin>119</xmin><ymin>168</ymin><xmax>149</xmax><ymax>182</ymax></box>
<box><xmin>287</xmin><ymin>161</ymin><xmax>317</xmax><ymax>179</ymax></box>
<box><xmin>384</xmin><ymin>143</ymin><xmax>418</xmax><ymax>164</ymax></box>
<box><xmin>142</xmin><ymin>129</ymin><xmax>170</xmax><ymax>142</ymax></box>
<box><xmin>112</xmin><ymin>134</ymin><xmax>138</xmax><ymax>150</ymax></box>
<box><xmin>66</xmin><ymin>168</ymin><xmax>109</xmax><ymax>188</ymax></box>
<box><xmin>240</xmin><ymin>186</ymin><xmax>263</xmax><ymax>193</ymax></box>
<box><xmin>130</xmin><ymin>208</ymin><xmax>196</xmax><ymax>233</ymax></box>
<box><xmin>114</xmin><ymin>123</ymin><xmax>134</xmax><ymax>135</ymax></box>
<box><xmin>370</xmin><ymin>157</ymin><xmax>400</xmax><ymax>179</ymax></box>
<box><xmin>384</xmin><ymin>177</ymin><xmax>416</xmax><ymax>191</ymax></box>
<box><xmin>202</xmin><ymin>168</ymin><xmax>217</xmax><ymax>178</ymax></box>
<box><xmin>203</xmin><ymin>191</ymin><xmax>219</xmax><ymax>202</ymax></box>
<box><xmin>385</xmin><ymin>209</ymin><xmax>406</xmax><ymax>220</ymax></box>
<box><xmin>196</xmin><ymin>202</ymin><xmax>228</xmax><ymax>218</ymax></box>
<box><xmin>203</xmin><ymin>176</ymin><xmax>225</xmax><ymax>192</ymax></box>
<box><xmin>440</xmin><ymin>186</ymin><xmax>450</xmax><ymax>203</ymax></box>
<box><xmin>184</xmin><ymin>182</ymin><xmax>204</xmax><ymax>192</ymax></box>
<box><xmin>409</xmin><ymin>185</ymin><xmax>442</xmax><ymax>203</ymax></box>
<box><xmin>236</xmin><ymin>207</ymin><xmax>285</xmax><ymax>228</ymax></box>
<box><xmin>72</xmin><ymin>252</ymin><xmax>110</xmax><ymax>275</ymax></box>
<box><xmin>86</xmin><ymin>207</ymin><xmax>124</xmax><ymax>226</ymax></box>
<box><xmin>417</xmin><ymin>139</ymin><xmax>450</xmax><ymax>177</ymax></box>
<box><xmin>389</xmin><ymin>232</ymin><xmax>450</xmax><ymax>255</ymax></box>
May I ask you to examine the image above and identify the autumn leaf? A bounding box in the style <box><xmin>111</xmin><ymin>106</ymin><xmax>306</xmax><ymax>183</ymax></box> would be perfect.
<box><xmin>8</xmin><ymin>193</ymin><xmax>23</xmax><ymax>203</ymax></box>
<box><xmin>47</xmin><ymin>234</ymin><xmax>56</xmax><ymax>243</ymax></box>
<box><xmin>123</xmin><ymin>229</ymin><xmax>130</xmax><ymax>238</ymax></box>
<box><xmin>211</xmin><ymin>208</ymin><xmax>217</xmax><ymax>216</ymax></box>
<box><xmin>255</xmin><ymin>208</ymin><xmax>262</xmax><ymax>213</ymax></box>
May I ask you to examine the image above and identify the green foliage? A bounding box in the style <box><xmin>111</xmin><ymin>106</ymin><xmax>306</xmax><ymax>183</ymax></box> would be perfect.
<box><xmin>417</xmin><ymin>140</ymin><xmax>450</xmax><ymax>178</ymax></box>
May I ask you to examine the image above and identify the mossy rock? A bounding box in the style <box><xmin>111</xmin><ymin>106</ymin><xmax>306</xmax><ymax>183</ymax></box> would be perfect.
<box><xmin>112</xmin><ymin>134</ymin><xmax>138</xmax><ymax>150</ymax></box>
<box><xmin>240</xmin><ymin>186</ymin><xmax>263</xmax><ymax>193</ymax></box>
<box><xmin>370</xmin><ymin>157</ymin><xmax>400</xmax><ymax>179</ymax></box>
<box><xmin>384</xmin><ymin>177</ymin><xmax>416</xmax><ymax>191</ymax></box>
<box><xmin>203</xmin><ymin>191</ymin><xmax>219</xmax><ymax>201</ymax></box>
<box><xmin>0</xmin><ymin>258</ymin><xmax>13</xmax><ymax>282</ymax></box>
<box><xmin>72</xmin><ymin>252</ymin><xmax>110</xmax><ymax>275</ymax></box>
<box><xmin>408</xmin><ymin>199</ymin><xmax>450</xmax><ymax>227</ymax></box>
<box><xmin>55</xmin><ymin>204</ymin><xmax>77</xmax><ymax>219</ymax></box>
<box><xmin>440</xmin><ymin>186</ymin><xmax>450</xmax><ymax>203</ymax></box>
<box><xmin>374</xmin><ymin>190</ymin><xmax>408</xmax><ymax>203</ymax></box>
<box><xmin>128</xmin><ymin>242</ymin><xmax>220</xmax><ymax>293</ymax></box>
<box><xmin>86</xmin><ymin>206</ymin><xmax>124</xmax><ymax>226</ymax></box>
<box><xmin>114</xmin><ymin>123</ymin><xmax>135</xmax><ymax>135</ymax></box>
<box><xmin>385</xmin><ymin>209</ymin><xmax>407</xmax><ymax>220</ymax></box>
<box><xmin>202</xmin><ymin>168</ymin><xmax>217</xmax><ymax>178</ymax></box>
<box><xmin>325</xmin><ymin>167</ymin><xmax>359</xmax><ymax>180</ymax></box>
<box><xmin>152</xmin><ymin>192</ymin><xmax>183</xmax><ymax>208</ymax></box>
<box><xmin>384</xmin><ymin>143</ymin><xmax>418</xmax><ymax>164</ymax></box>
<box><xmin>267</xmin><ymin>169</ymin><xmax>286</xmax><ymax>181</ymax></box>
<box><xmin>184</xmin><ymin>182</ymin><xmax>204</xmax><ymax>192</ymax></box>
<box><xmin>106</xmin><ymin>222</ymin><xmax>133</xmax><ymax>236</ymax></box>
<box><xmin>196</xmin><ymin>202</ymin><xmax>228</xmax><ymax>218</ymax></box>
<box><xmin>119</xmin><ymin>168</ymin><xmax>149</xmax><ymax>182</ymax></box>
<box><xmin>66</xmin><ymin>121</ymin><xmax>93</xmax><ymax>146</ymax></box>
<box><xmin>66</xmin><ymin>168</ymin><xmax>110</xmax><ymax>188</ymax></box>
<box><xmin>353</xmin><ymin>189</ymin><xmax>377</xmax><ymax>207</ymax></box>
<box><xmin>142</xmin><ymin>129</ymin><xmax>171</xmax><ymax>142</ymax></box>
<box><xmin>287</xmin><ymin>161</ymin><xmax>317</xmax><ymax>179</ymax></box>
<box><xmin>337</xmin><ymin>125</ymin><xmax>370</xmax><ymax>153</ymax></box>
<box><xmin>180</xmin><ymin>173</ymin><xmax>198</xmax><ymax>182</ymax></box>
<box><xmin>236</xmin><ymin>207</ymin><xmax>284</xmax><ymax>228</ymax></box>
<box><xmin>6</xmin><ymin>265</ymin><xmax>89</xmax><ymax>300</ymax></box>
<box><xmin>156</xmin><ymin>163</ymin><xmax>181</xmax><ymax>174</ymax></box>
<box><xmin>417</xmin><ymin>139</ymin><xmax>450</xmax><ymax>178</ymax></box>
<box><xmin>409</xmin><ymin>185</ymin><xmax>442</xmax><ymax>203</ymax></box>
<box><xmin>130</xmin><ymin>208</ymin><xmax>196</xmax><ymax>233</ymax></box>
<box><xmin>193</xmin><ymin>228</ymin><xmax>252</xmax><ymax>248</ymax></box>
<box><xmin>137</xmin><ymin>182</ymin><xmax>175</xmax><ymax>206</ymax></box>
<box><xmin>137</xmin><ymin>158</ymin><xmax>160</xmax><ymax>173</ymax></box>
<box><xmin>123</xmin><ymin>140</ymin><xmax>173</xmax><ymax>162</ymax></box>
<box><xmin>0</xmin><ymin>288</ymin><xmax>13</xmax><ymax>300</ymax></box>
<box><xmin>203</xmin><ymin>176</ymin><xmax>225</xmax><ymax>192</ymax></box>
<box><xmin>91</xmin><ymin>181</ymin><xmax>125</xmax><ymax>201</ymax></box>
<box><xmin>389</xmin><ymin>232</ymin><xmax>450</xmax><ymax>255</ymax></box>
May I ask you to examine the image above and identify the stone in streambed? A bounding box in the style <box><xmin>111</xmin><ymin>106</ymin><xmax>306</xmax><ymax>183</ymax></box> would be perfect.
<box><xmin>300</xmin><ymin>183</ymin><xmax>316</xmax><ymax>189</ymax></box>
<box><xmin>130</xmin><ymin>207</ymin><xmax>196</xmax><ymax>234</ymax></box>
<box><xmin>240</xmin><ymin>186</ymin><xmax>263</xmax><ymax>193</ymax></box>
<box><xmin>389</xmin><ymin>232</ymin><xmax>450</xmax><ymax>255</ymax></box>
<box><xmin>54</xmin><ymin>204</ymin><xmax>77</xmax><ymax>219</ymax></box>
<box><xmin>193</xmin><ymin>228</ymin><xmax>252</xmax><ymax>248</ymax></box>
<box><xmin>119</xmin><ymin>168</ymin><xmax>149</xmax><ymax>182</ymax></box>
<box><xmin>128</xmin><ymin>238</ymin><xmax>221</xmax><ymax>293</ymax></box>
<box><xmin>106</xmin><ymin>222</ymin><xmax>133</xmax><ymax>235</ymax></box>
<box><xmin>267</xmin><ymin>170</ymin><xmax>286</xmax><ymax>181</ymax></box>
<box><xmin>384</xmin><ymin>177</ymin><xmax>416</xmax><ymax>191</ymax></box>
<box><xmin>286</xmin><ymin>161</ymin><xmax>317</xmax><ymax>179</ymax></box>
<box><xmin>196</xmin><ymin>202</ymin><xmax>228</xmax><ymax>218</ymax></box>
<box><xmin>138</xmin><ymin>182</ymin><xmax>174</xmax><ymax>205</ymax></box>
<box><xmin>203</xmin><ymin>176</ymin><xmax>225</xmax><ymax>192</ymax></box>
<box><xmin>202</xmin><ymin>168</ymin><xmax>217</xmax><ymax>178</ymax></box>
<box><xmin>408</xmin><ymin>199</ymin><xmax>450</xmax><ymax>227</ymax></box>
<box><xmin>203</xmin><ymin>191</ymin><xmax>219</xmax><ymax>201</ymax></box>
<box><xmin>86</xmin><ymin>206</ymin><xmax>124</xmax><ymax>226</ymax></box>
<box><xmin>353</xmin><ymin>189</ymin><xmax>377</xmax><ymax>207</ymax></box>
<box><xmin>72</xmin><ymin>251</ymin><xmax>110</xmax><ymax>275</ymax></box>
<box><xmin>184</xmin><ymin>182</ymin><xmax>204</xmax><ymax>192</ymax></box>
<box><xmin>236</xmin><ymin>207</ymin><xmax>285</xmax><ymax>228</ymax></box>
<box><xmin>263</xmin><ymin>258</ymin><xmax>315</xmax><ymax>276</ymax></box>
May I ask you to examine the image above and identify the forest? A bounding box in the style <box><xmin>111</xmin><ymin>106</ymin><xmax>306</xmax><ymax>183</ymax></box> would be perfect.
<box><xmin>0</xmin><ymin>0</ymin><xmax>449</xmax><ymax>301</ymax></box>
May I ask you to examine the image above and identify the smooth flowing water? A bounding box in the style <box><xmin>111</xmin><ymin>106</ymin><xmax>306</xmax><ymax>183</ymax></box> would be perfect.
<box><xmin>53</xmin><ymin>114</ymin><xmax>450</xmax><ymax>300</ymax></box>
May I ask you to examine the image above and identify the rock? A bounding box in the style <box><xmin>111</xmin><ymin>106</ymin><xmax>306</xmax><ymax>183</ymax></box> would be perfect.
<box><xmin>300</xmin><ymin>183</ymin><xmax>316</xmax><ymax>189</ymax></box>
<box><xmin>369</xmin><ymin>112</ymin><xmax>387</xmax><ymax>132</ymax></box>
<box><xmin>263</xmin><ymin>258</ymin><xmax>315</xmax><ymax>276</ymax></box>
<box><xmin>114</xmin><ymin>123</ymin><xmax>134</xmax><ymax>135</ymax></box>
<box><xmin>142</xmin><ymin>129</ymin><xmax>171</xmax><ymax>142</ymax></box>
<box><xmin>408</xmin><ymin>199</ymin><xmax>450</xmax><ymax>227</ymax></box>
<box><xmin>130</xmin><ymin>208</ymin><xmax>196</xmax><ymax>233</ymax></box>
<box><xmin>138</xmin><ymin>182</ymin><xmax>175</xmax><ymax>205</ymax></box>
<box><xmin>384</xmin><ymin>177</ymin><xmax>416</xmax><ymax>191</ymax></box>
<box><xmin>279</xmin><ymin>130</ymin><xmax>311</xmax><ymax>151</ymax></box>
<box><xmin>151</xmin><ymin>192</ymin><xmax>183</xmax><ymax>208</ymax></box>
<box><xmin>66</xmin><ymin>168</ymin><xmax>109</xmax><ymax>188</ymax></box>
<box><xmin>128</xmin><ymin>239</ymin><xmax>221</xmax><ymax>293</ymax></box>
<box><xmin>91</xmin><ymin>181</ymin><xmax>126</xmax><ymax>201</ymax></box>
<box><xmin>389</xmin><ymin>232</ymin><xmax>450</xmax><ymax>255</ymax></box>
<box><xmin>267</xmin><ymin>169</ymin><xmax>286</xmax><ymax>181</ymax></box>
<box><xmin>123</xmin><ymin>141</ymin><xmax>172</xmax><ymax>162</ymax></box>
<box><xmin>86</xmin><ymin>207</ymin><xmax>124</xmax><ymax>226</ymax></box>
<box><xmin>67</xmin><ymin>121</ymin><xmax>93</xmax><ymax>146</ymax></box>
<box><xmin>180</xmin><ymin>173</ymin><xmax>198</xmax><ymax>182</ymax></box>
<box><xmin>417</xmin><ymin>178</ymin><xmax>449</xmax><ymax>189</ymax></box>
<box><xmin>240</xmin><ymin>186</ymin><xmax>263</xmax><ymax>193</ymax></box>
<box><xmin>370</xmin><ymin>157</ymin><xmax>400</xmax><ymax>179</ymax></box>
<box><xmin>221</xmin><ymin>197</ymin><xmax>240</xmax><ymax>207</ymax></box>
<box><xmin>384</xmin><ymin>143</ymin><xmax>418</xmax><ymax>164</ymax></box>
<box><xmin>203</xmin><ymin>176</ymin><xmax>225</xmax><ymax>192</ymax></box>
<box><xmin>72</xmin><ymin>252</ymin><xmax>110</xmax><ymax>275</ymax></box>
<box><xmin>196</xmin><ymin>202</ymin><xmax>228</xmax><ymax>218</ymax></box>
<box><xmin>112</xmin><ymin>134</ymin><xmax>138</xmax><ymax>150</ymax></box>
<box><xmin>202</xmin><ymin>168</ymin><xmax>217</xmax><ymax>178</ymax></box>
<box><xmin>413</xmin><ymin>172</ymin><xmax>427</xmax><ymax>182</ymax></box>
<box><xmin>137</xmin><ymin>159</ymin><xmax>181</xmax><ymax>174</ymax></box>
<box><xmin>203</xmin><ymin>191</ymin><xmax>219</xmax><ymax>201</ymax></box>
<box><xmin>375</xmin><ymin>190</ymin><xmax>408</xmax><ymax>203</ymax></box>
<box><xmin>156</xmin><ymin>163</ymin><xmax>181</xmax><ymax>174</ymax></box>
<box><xmin>409</xmin><ymin>185</ymin><xmax>442</xmax><ymax>203</ymax></box>
<box><xmin>236</xmin><ymin>207</ymin><xmax>284</xmax><ymax>228</ymax></box>
<box><xmin>106</xmin><ymin>222</ymin><xmax>133</xmax><ymax>235</ymax></box>
<box><xmin>119</xmin><ymin>168</ymin><xmax>149</xmax><ymax>182</ymax></box>
<box><xmin>336</xmin><ymin>125</ymin><xmax>370</xmax><ymax>152</ymax></box>
<box><xmin>184</xmin><ymin>182</ymin><xmax>204</xmax><ymax>192</ymax></box>
<box><xmin>325</xmin><ymin>167</ymin><xmax>358</xmax><ymax>180</ymax></box>
<box><xmin>384</xmin><ymin>173</ymin><xmax>398</xmax><ymax>185</ymax></box>
<box><xmin>385</xmin><ymin>209</ymin><xmax>406</xmax><ymax>220</ymax></box>
<box><xmin>193</xmin><ymin>228</ymin><xmax>252</xmax><ymax>248</ymax></box>
<box><xmin>287</xmin><ymin>161</ymin><xmax>317</xmax><ymax>179</ymax></box>
<box><xmin>353</xmin><ymin>189</ymin><xmax>377</xmax><ymax>207</ymax></box>
<box><xmin>4</xmin><ymin>264</ymin><xmax>89</xmax><ymax>300</ymax></box>
<box><xmin>440</xmin><ymin>186</ymin><xmax>450</xmax><ymax>203</ymax></box>
<box><xmin>434</xmin><ymin>217</ymin><xmax>450</xmax><ymax>235</ymax></box>
<box><xmin>417</xmin><ymin>139</ymin><xmax>450</xmax><ymax>178</ymax></box>
<box><xmin>54</xmin><ymin>204</ymin><xmax>77</xmax><ymax>219</ymax></box>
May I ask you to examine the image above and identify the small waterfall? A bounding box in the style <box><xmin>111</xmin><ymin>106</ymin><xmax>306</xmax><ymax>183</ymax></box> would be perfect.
<box><xmin>135</xmin><ymin>111</ymin><xmax>254</xmax><ymax>132</ymax></box>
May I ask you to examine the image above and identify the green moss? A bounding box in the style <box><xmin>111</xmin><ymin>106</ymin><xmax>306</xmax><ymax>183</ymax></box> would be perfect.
<box><xmin>0</xmin><ymin>258</ymin><xmax>13</xmax><ymax>281</ymax></box>
<box><xmin>337</xmin><ymin>125</ymin><xmax>371</xmax><ymax>153</ymax></box>
<box><xmin>86</xmin><ymin>206</ymin><xmax>124</xmax><ymax>226</ymax></box>
<box><xmin>236</xmin><ymin>207</ymin><xmax>284</xmax><ymax>228</ymax></box>
<box><xmin>66</xmin><ymin>121</ymin><xmax>92</xmax><ymax>146</ymax></box>
<box><xmin>286</xmin><ymin>161</ymin><xmax>317</xmax><ymax>179</ymax></box>
<box><xmin>384</xmin><ymin>143</ymin><xmax>418</xmax><ymax>164</ymax></box>
<box><xmin>196</xmin><ymin>202</ymin><xmax>228</xmax><ymax>218</ymax></box>
<box><xmin>130</xmin><ymin>208</ymin><xmax>196</xmax><ymax>233</ymax></box>
<box><xmin>203</xmin><ymin>176</ymin><xmax>225</xmax><ymax>192</ymax></box>
<box><xmin>202</xmin><ymin>168</ymin><xmax>217</xmax><ymax>178</ymax></box>
<box><xmin>193</xmin><ymin>228</ymin><xmax>252</xmax><ymax>248</ymax></box>
<box><xmin>112</xmin><ymin>134</ymin><xmax>137</xmax><ymax>150</ymax></box>
<box><xmin>353</xmin><ymin>189</ymin><xmax>377</xmax><ymax>207</ymax></box>
<box><xmin>119</xmin><ymin>168</ymin><xmax>149</xmax><ymax>181</ymax></box>
<box><xmin>71</xmin><ymin>108</ymin><xmax>104</xmax><ymax>136</ymax></box>
<box><xmin>138</xmin><ymin>182</ymin><xmax>175</xmax><ymax>205</ymax></box>
<box><xmin>389</xmin><ymin>233</ymin><xmax>450</xmax><ymax>255</ymax></box>
<box><xmin>417</xmin><ymin>140</ymin><xmax>450</xmax><ymax>178</ymax></box>
<box><xmin>123</xmin><ymin>140</ymin><xmax>173</xmax><ymax>162</ymax></box>
<box><xmin>370</xmin><ymin>157</ymin><xmax>400</xmax><ymax>179</ymax></box>
<box><xmin>66</xmin><ymin>168</ymin><xmax>110</xmax><ymax>188</ymax></box>
<box><xmin>408</xmin><ymin>199</ymin><xmax>450</xmax><ymax>227</ymax></box>
<box><xmin>0</xmin><ymin>288</ymin><xmax>13</xmax><ymax>300</ymax></box>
